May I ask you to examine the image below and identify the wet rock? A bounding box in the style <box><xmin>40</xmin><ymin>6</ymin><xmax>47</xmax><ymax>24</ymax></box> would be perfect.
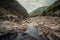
<box><xmin>0</xmin><ymin>32</ymin><xmax>18</xmax><ymax>40</ymax></box>
<box><xmin>16</xmin><ymin>33</ymin><xmax>37</xmax><ymax>40</ymax></box>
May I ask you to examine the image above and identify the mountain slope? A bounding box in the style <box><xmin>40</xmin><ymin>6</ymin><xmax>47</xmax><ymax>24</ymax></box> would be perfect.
<box><xmin>41</xmin><ymin>0</ymin><xmax>60</xmax><ymax>16</ymax></box>
<box><xmin>30</xmin><ymin>6</ymin><xmax>48</xmax><ymax>17</ymax></box>
<box><xmin>31</xmin><ymin>6</ymin><xmax>48</xmax><ymax>14</ymax></box>
<box><xmin>0</xmin><ymin>0</ymin><xmax>29</xmax><ymax>22</ymax></box>
<box><xmin>0</xmin><ymin>0</ymin><xmax>29</xmax><ymax>40</ymax></box>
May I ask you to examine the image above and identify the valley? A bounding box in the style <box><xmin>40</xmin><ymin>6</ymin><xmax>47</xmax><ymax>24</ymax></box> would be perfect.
<box><xmin>0</xmin><ymin>0</ymin><xmax>60</xmax><ymax>40</ymax></box>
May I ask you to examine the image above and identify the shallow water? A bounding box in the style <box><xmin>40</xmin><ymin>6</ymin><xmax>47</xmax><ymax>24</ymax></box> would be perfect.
<box><xmin>16</xmin><ymin>23</ymin><xmax>39</xmax><ymax>40</ymax></box>
<box><xmin>25</xmin><ymin>23</ymin><xmax>39</xmax><ymax>40</ymax></box>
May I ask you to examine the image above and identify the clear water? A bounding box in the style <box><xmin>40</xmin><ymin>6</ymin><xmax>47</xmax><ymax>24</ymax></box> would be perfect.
<box><xmin>25</xmin><ymin>23</ymin><xmax>39</xmax><ymax>39</ymax></box>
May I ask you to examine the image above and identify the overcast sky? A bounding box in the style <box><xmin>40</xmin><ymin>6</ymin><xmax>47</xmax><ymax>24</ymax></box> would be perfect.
<box><xmin>17</xmin><ymin>0</ymin><xmax>57</xmax><ymax>13</ymax></box>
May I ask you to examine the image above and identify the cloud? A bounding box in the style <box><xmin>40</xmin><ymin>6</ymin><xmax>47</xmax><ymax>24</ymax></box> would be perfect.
<box><xmin>17</xmin><ymin>0</ymin><xmax>57</xmax><ymax>13</ymax></box>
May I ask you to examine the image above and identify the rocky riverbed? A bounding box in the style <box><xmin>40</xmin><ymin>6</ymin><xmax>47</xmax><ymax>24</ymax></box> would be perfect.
<box><xmin>0</xmin><ymin>16</ymin><xmax>60</xmax><ymax>40</ymax></box>
<box><xmin>18</xmin><ymin>16</ymin><xmax>60</xmax><ymax>40</ymax></box>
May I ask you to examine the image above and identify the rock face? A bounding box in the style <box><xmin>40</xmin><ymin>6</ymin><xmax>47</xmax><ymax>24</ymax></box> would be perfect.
<box><xmin>0</xmin><ymin>0</ymin><xmax>29</xmax><ymax>22</ymax></box>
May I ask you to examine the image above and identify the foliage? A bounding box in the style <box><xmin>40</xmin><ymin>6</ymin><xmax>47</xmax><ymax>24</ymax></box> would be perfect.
<box><xmin>0</xmin><ymin>0</ymin><xmax>29</xmax><ymax>21</ymax></box>
<box><xmin>30</xmin><ymin>11</ymin><xmax>42</xmax><ymax>17</ymax></box>
<box><xmin>30</xmin><ymin>6</ymin><xmax>48</xmax><ymax>17</ymax></box>
<box><xmin>41</xmin><ymin>0</ymin><xmax>60</xmax><ymax>16</ymax></box>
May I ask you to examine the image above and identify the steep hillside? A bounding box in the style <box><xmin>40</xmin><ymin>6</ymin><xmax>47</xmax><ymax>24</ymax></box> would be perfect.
<box><xmin>41</xmin><ymin>0</ymin><xmax>60</xmax><ymax>16</ymax></box>
<box><xmin>0</xmin><ymin>0</ymin><xmax>29</xmax><ymax>22</ymax></box>
<box><xmin>30</xmin><ymin>6</ymin><xmax>48</xmax><ymax>17</ymax></box>
<box><xmin>0</xmin><ymin>0</ymin><xmax>29</xmax><ymax>40</ymax></box>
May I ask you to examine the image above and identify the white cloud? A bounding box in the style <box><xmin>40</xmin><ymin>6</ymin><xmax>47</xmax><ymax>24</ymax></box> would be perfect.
<box><xmin>17</xmin><ymin>0</ymin><xmax>57</xmax><ymax>13</ymax></box>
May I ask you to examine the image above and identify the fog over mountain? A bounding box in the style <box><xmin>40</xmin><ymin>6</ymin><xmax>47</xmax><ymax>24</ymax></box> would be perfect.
<box><xmin>17</xmin><ymin>0</ymin><xmax>57</xmax><ymax>13</ymax></box>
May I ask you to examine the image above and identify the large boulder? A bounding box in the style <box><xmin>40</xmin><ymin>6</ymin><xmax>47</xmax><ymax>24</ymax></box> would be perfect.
<box><xmin>0</xmin><ymin>21</ymin><xmax>20</xmax><ymax>35</ymax></box>
<box><xmin>0</xmin><ymin>21</ymin><xmax>19</xmax><ymax>40</ymax></box>
<box><xmin>0</xmin><ymin>20</ymin><xmax>28</xmax><ymax>40</ymax></box>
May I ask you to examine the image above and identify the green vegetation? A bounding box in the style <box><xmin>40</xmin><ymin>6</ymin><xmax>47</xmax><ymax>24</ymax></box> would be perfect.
<box><xmin>30</xmin><ymin>6</ymin><xmax>48</xmax><ymax>17</ymax></box>
<box><xmin>0</xmin><ymin>7</ymin><xmax>14</xmax><ymax>20</ymax></box>
<box><xmin>30</xmin><ymin>11</ymin><xmax>42</xmax><ymax>17</ymax></box>
<box><xmin>41</xmin><ymin>0</ymin><xmax>60</xmax><ymax>16</ymax></box>
<box><xmin>30</xmin><ymin>0</ymin><xmax>60</xmax><ymax>17</ymax></box>
<box><xmin>0</xmin><ymin>7</ymin><xmax>13</xmax><ymax>16</ymax></box>
<box><xmin>0</xmin><ymin>0</ymin><xmax>29</xmax><ymax>21</ymax></box>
